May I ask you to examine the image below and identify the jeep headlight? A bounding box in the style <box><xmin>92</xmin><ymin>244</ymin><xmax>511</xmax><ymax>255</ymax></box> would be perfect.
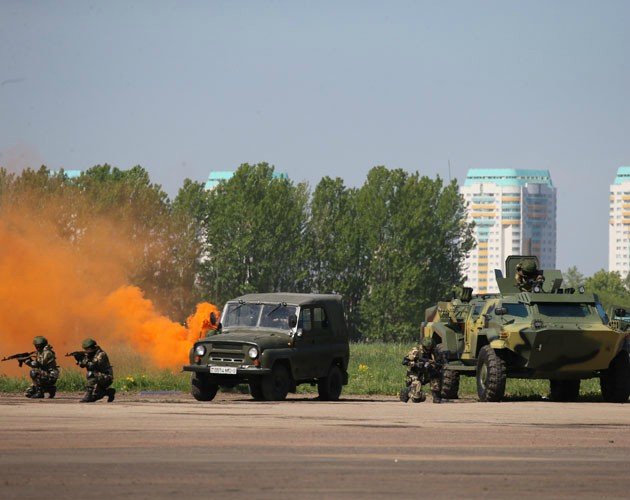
<box><xmin>194</xmin><ymin>344</ymin><xmax>206</xmax><ymax>356</ymax></box>
<box><xmin>248</xmin><ymin>347</ymin><xmax>259</xmax><ymax>359</ymax></box>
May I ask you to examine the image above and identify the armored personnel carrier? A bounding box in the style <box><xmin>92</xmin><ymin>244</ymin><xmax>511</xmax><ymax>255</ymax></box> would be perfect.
<box><xmin>422</xmin><ymin>256</ymin><xmax>630</xmax><ymax>402</ymax></box>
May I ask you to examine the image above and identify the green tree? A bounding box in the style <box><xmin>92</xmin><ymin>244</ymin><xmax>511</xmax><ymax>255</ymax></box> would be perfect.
<box><xmin>563</xmin><ymin>266</ymin><xmax>585</xmax><ymax>288</ymax></box>
<box><xmin>200</xmin><ymin>163</ymin><xmax>309</xmax><ymax>305</ymax></box>
<box><xmin>585</xmin><ymin>270</ymin><xmax>630</xmax><ymax>311</ymax></box>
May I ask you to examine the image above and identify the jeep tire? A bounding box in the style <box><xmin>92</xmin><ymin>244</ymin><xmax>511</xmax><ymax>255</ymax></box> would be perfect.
<box><xmin>191</xmin><ymin>373</ymin><xmax>219</xmax><ymax>402</ymax></box>
<box><xmin>600</xmin><ymin>350</ymin><xmax>630</xmax><ymax>403</ymax></box>
<box><xmin>262</xmin><ymin>364</ymin><xmax>291</xmax><ymax>401</ymax></box>
<box><xmin>476</xmin><ymin>346</ymin><xmax>506</xmax><ymax>402</ymax></box>
<box><xmin>441</xmin><ymin>369</ymin><xmax>460</xmax><ymax>399</ymax></box>
<box><xmin>318</xmin><ymin>365</ymin><xmax>343</xmax><ymax>401</ymax></box>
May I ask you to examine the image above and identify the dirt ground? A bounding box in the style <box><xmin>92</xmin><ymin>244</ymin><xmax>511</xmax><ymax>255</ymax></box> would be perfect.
<box><xmin>0</xmin><ymin>392</ymin><xmax>629</xmax><ymax>499</ymax></box>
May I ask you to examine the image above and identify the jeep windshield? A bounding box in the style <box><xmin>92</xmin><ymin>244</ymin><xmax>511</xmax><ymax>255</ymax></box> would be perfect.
<box><xmin>222</xmin><ymin>302</ymin><xmax>297</xmax><ymax>331</ymax></box>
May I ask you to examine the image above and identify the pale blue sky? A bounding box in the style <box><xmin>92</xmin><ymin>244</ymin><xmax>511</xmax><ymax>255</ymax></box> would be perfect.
<box><xmin>1</xmin><ymin>1</ymin><xmax>629</xmax><ymax>275</ymax></box>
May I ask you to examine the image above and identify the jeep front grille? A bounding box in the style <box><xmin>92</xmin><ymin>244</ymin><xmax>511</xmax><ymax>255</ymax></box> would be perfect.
<box><xmin>210</xmin><ymin>355</ymin><xmax>244</xmax><ymax>364</ymax></box>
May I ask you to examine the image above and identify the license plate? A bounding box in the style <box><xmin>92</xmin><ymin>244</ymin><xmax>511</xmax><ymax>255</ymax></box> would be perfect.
<box><xmin>210</xmin><ymin>366</ymin><xmax>237</xmax><ymax>375</ymax></box>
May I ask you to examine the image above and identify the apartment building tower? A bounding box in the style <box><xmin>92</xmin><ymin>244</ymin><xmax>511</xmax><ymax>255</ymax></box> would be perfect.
<box><xmin>461</xmin><ymin>169</ymin><xmax>557</xmax><ymax>294</ymax></box>
<box><xmin>609</xmin><ymin>167</ymin><xmax>630</xmax><ymax>277</ymax></box>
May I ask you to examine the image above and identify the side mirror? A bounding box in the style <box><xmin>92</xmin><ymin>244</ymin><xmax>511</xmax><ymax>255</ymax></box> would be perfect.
<box><xmin>614</xmin><ymin>308</ymin><xmax>627</xmax><ymax>318</ymax></box>
<box><xmin>288</xmin><ymin>314</ymin><xmax>297</xmax><ymax>329</ymax></box>
<box><xmin>495</xmin><ymin>307</ymin><xmax>507</xmax><ymax>316</ymax></box>
<box><xmin>210</xmin><ymin>312</ymin><xmax>217</xmax><ymax>326</ymax></box>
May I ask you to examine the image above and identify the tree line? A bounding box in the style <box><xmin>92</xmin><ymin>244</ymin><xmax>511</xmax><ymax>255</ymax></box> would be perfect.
<box><xmin>0</xmin><ymin>162</ymin><xmax>474</xmax><ymax>341</ymax></box>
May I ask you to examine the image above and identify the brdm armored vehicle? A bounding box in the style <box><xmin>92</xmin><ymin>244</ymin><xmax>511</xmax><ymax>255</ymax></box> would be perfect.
<box><xmin>183</xmin><ymin>293</ymin><xmax>350</xmax><ymax>402</ymax></box>
<box><xmin>423</xmin><ymin>256</ymin><xmax>630</xmax><ymax>402</ymax></box>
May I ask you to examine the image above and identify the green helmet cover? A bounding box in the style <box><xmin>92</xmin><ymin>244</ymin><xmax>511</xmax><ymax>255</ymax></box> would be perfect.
<box><xmin>421</xmin><ymin>337</ymin><xmax>434</xmax><ymax>349</ymax></box>
<box><xmin>521</xmin><ymin>260</ymin><xmax>537</xmax><ymax>273</ymax></box>
<box><xmin>82</xmin><ymin>338</ymin><xmax>97</xmax><ymax>349</ymax></box>
<box><xmin>33</xmin><ymin>336</ymin><xmax>48</xmax><ymax>347</ymax></box>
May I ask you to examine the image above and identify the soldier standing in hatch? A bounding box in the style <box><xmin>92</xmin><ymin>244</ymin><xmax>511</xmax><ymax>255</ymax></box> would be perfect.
<box><xmin>515</xmin><ymin>260</ymin><xmax>545</xmax><ymax>291</ymax></box>
<box><xmin>400</xmin><ymin>337</ymin><xmax>444</xmax><ymax>404</ymax></box>
<box><xmin>24</xmin><ymin>336</ymin><xmax>59</xmax><ymax>399</ymax></box>
<box><xmin>72</xmin><ymin>338</ymin><xmax>115</xmax><ymax>403</ymax></box>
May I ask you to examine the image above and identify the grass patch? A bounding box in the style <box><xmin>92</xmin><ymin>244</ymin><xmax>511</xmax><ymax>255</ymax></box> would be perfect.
<box><xmin>0</xmin><ymin>342</ymin><xmax>608</xmax><ymax>400</ymax></box>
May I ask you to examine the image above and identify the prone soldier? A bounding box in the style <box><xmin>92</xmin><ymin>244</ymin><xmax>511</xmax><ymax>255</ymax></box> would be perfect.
<box><xmin>400</xmin><ymin>336</ymin><xmax>445</xmax><ymax>404</ymax></box>
<box><xmin>2</xmin><ymin>336</ymin><xmax>60</xmax><ymax>398</ymax></box>
<box><xmin>68</xmin><ymin>338</ymin><xmax>115</xmax><ymax>403</ymax></box>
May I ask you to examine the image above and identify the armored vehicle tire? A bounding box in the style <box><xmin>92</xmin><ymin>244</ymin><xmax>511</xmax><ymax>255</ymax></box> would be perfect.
<box><xmin>476</xmin><ymin>346</ymin><xmax>506</xmax><ymax>402</ymax></box>
<box><xmin>261</xmin><ymin>364</ymin><xmax>291</xmax><ymax>401</ymax></box>
<box><xmin>441</xmin><ymin>369</ymin><xmax>460</xmax><ymax>399</ymax></box>
<box><xmin>549</xmin><ymin>379</ymin><xmax>580</xmax><ymax>402</ymax></box>
<box><xmin>191</xmin><ymin>373</ymin><xmax>219</xmax><ymax>402</ymax></box>
<box><xmin>249</xmin><ymin>383</ymin><xmax>265</xmax><ymax>401</ymax></box>
<box><xmin>318</xmin><ymin>365</ymin><xmax>343</xmax><ymax>401</ymax></box>
<box><xmin>600</xmin><ymin>350</ymin><xmax>630</xmax><ymax>403</ymax></box>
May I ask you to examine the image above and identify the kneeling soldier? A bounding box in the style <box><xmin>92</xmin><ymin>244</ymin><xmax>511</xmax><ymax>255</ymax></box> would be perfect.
<box><xmin>72</xmin><ymin>338</ymin><xmax>115</xmax><ymax>403</ymax></box>
<box><xmin>24</xmin><ymin>336</ymin><xmax>59</xmax><ymax>399</ymax></box>
<box><xmin>400</xmin><ymin>337</ymin><xmax>444</xmax><ymax>404</ymax></box>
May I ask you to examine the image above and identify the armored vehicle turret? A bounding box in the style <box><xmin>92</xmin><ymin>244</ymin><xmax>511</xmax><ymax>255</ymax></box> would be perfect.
<box><xmin>422</xmin><ymin>256</ymin><xmax>630</xmax><ymax>402</ymax></box>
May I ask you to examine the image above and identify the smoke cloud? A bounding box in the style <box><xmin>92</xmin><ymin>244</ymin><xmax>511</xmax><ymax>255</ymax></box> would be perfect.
<box><xmin>0</xmin><ymin>192</ymin><xmax>219</xmax><ymax>375</ymax></box>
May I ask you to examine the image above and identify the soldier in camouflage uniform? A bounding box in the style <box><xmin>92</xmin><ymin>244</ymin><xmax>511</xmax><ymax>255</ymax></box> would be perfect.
<box><xmin>515</xmin><ymin>260</ymin><xmax>545</xmax><ymax>291</ymax></box>
<box><xmin>400</xmin><ymin>337</ymin><xmax>444</xmax><ymax>404</ymax></box>
<box><xmin>24</xmin><ymin>336</ymin><xmax>59</xmax><ymax>399</ymax></box>
<box><xmin>73</xmin><ymin>338</ymin><xmax>115</xmax><ymax>403</ymax></box>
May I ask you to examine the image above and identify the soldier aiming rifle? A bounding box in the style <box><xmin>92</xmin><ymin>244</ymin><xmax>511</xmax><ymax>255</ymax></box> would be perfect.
<box><xmin>67</xmin><ymin>338</ymin><xmax>115</xmax><ymax>403</ymax></box>
<box><xmin>400</xmin><ymin>337</ymin><xmax>447</xmax><ymax>404</ymax></box>
<box><xmin>2</xmin><ymin>336</ymin><xmax>59</xmax><ymax>398</ymax></box>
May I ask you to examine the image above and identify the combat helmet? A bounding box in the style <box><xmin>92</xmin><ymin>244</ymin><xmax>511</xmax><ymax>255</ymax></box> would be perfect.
<box><xmin>33</xmin><ymin>336</ymin><xmax>48</xmax><ymax>347</ymax></box>
<box><xmin>521</xmin><ymin>260</ymin><xmax>537</xmax><ymax>274</ymax></box>
<box><xmin>81</xmin><ymin>338</ymin><xmax>97</xmax><ymax>349</ymax></box>
<box><xmin>421</xmin><ymin>336</ymin><xmax>435</xmax><ymax>350</ymax></box>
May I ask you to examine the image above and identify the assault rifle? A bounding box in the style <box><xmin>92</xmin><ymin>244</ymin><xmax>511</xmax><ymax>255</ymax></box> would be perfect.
<box><xmin>65</xmin><ymin>351</ymin><xmax>85</xmax><ymax>363</ymax></box>
<box><xmin>1</xmin><ymin>351</ymin><xmax>35</xmax><ymax>368</ymax></box>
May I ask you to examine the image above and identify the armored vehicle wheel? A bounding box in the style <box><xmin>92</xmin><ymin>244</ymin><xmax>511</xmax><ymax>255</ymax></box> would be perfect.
<box><xmin>262</xmin><ymin>364</ymin><xmax>291</xmax><ymax>401</ymax></box>
<box><xmin>549</xmin><ymin>379</ymin><xmax>580</xmax><ymax>402</ymax></box>
<box><xmin>476</xmin><ymin>346</ymin><xmax>506</xmax><ymax>402</ymax></box>
<box><xmin>249</xmin><ymin>383</ymin><xmax>265</xmax><ymax>401</ymax></box>
<box><xmin>191</xmin><ymin>373</ymin><xmax>219</xmax><ymax>402</ymax></box>
<box><xmin>600</xmin><ymin>350</ymin><xmax>630</xmax><ymax>403</ymax></box>
<box><xmin>441</xmin><ymin>369</ymin><xmax>460</xmax><ymax>399</ymax></box>
<box><xmin>318</xmin><ymin>365</ymin><xmax>343</xmax><ymax>401</ymax></box>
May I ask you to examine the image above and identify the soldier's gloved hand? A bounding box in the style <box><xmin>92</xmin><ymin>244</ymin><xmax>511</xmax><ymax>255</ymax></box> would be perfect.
<box><xmin>73</xmin><ymin>353</ymin><xmax>83</xmax><ymax>363</ymax></box>
<box><xmin>24</xmin><ymin>359</ymin><xmax>37</xmax><ymax>368</ymax></box>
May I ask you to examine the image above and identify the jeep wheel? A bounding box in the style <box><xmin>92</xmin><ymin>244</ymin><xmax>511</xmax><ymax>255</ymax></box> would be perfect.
<box><xmin>441</xmin><ymin>369</ymin><xmax>460</xmax><ymax>399</ymax></box>
<box><xmin>249</xmin><ymin>383</ymin><xmax>265</xmax><ymax>401</ymax></box>
<box><xmin>262</xmin><ymin>364</ymin><xmax>291</xmax><ymax>401</ymax></box>
<box><xmin>476</xmin><ymin>346</ymin><xmax>506</xmax><ymax>402</ymax></box>
<box><xmin>600</xmin><ymin>350</ymin><xmax>630</xmax><ymax>403</ymax></box>
<box><xmin>549</xmin><ymin>379</ymin><xmax>580</xmax><ymax>402</ymax></box>
<box><xmin>318</xmin><ymin>365</ymin><xmax>343</xmax><ymax>401</ymax></box>
<box><xmin>191</xmin><ymin>373</ymin><xmax>219</xmax><ymax>402</ymax></box>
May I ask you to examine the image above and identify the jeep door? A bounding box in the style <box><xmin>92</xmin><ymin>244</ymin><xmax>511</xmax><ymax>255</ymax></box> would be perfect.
<box><xmin>293</xmin><ymin>304</ymin><xmax>335</xmax><ymax>379</ymax></box>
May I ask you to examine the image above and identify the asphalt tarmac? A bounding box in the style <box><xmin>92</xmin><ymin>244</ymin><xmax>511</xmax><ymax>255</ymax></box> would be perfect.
<box><xmin>1</xmin><ymin>392</ymin><xmax>629</xmax><ymax>499</ymax></box>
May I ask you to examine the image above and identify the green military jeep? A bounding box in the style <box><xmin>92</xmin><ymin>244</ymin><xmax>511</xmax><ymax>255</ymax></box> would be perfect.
<box><xmin>183</xmin><ymin>293</ymin><xmax>350</xmax><ymax>402</ymax></box>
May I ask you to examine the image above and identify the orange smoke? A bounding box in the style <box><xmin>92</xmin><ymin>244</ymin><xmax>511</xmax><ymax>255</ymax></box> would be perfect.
<box><xmin>0</xmin><ymin>195</ymin><xmax>219</xmax><ymax>374</ymax></box>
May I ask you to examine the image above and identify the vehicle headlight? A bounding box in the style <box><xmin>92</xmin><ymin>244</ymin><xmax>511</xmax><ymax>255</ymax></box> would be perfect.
<box><xmin>578</xmin><ymin>286</ymin><xmax>585</xmax><ymax>294</ymax></box>
<box><xmin>532</xmin><ymin>320</ymin><xmax>544</xmax><ymax>329</ymax></box>
<box><xmin>533</xmin><ymin>285</ymin><xmax>542</xmax><ymax>293</ymax></box>
<box><xmin>248</xmin><ymin>347</ymin><xmax>259</xmax><ymax>359</ymax></box>
<box><xmin>194</xmin><ymin>344</ymin><xmax>206</xmax><ymax>356</ymax></box>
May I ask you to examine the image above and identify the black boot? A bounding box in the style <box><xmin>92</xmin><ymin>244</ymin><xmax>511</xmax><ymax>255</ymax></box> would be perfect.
<box><xmin>80</xmin><ymin>390</ymin><xmax>96</xmax><ymax>403</ymax></box>
<box><xmin>24</xmin><ymin>386</ymin><xmax>35</xmax><ymax>398</ymax></box>
<box><xmin>399</xmin><ymin>387</ymin><xmax>410</xmax><ymax>403</ymax></box>
<box><xmin>432</xmin><ymin>392</ymin><xmax>442</xmax><ymax>404</ymax></box>
<box><xmin>30</xmin><ymin>389</ymin><xmax>45</xmax><ymax>399</ymax></box>
<box><xmin>47</xmin><ymin>387</ymin><xmax>56</xmax><ymax>399</ymax></box>
<box><xmin>106</xmin><ymin>388</ymin><xmax>116</xmax><ymax>402</ymax></box>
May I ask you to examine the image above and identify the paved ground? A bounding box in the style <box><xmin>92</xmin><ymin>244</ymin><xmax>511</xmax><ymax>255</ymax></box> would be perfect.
<box><xmin>0</xmin><ymin>392</ymin><xmax>629</xmax><ymax>499</ymax></box>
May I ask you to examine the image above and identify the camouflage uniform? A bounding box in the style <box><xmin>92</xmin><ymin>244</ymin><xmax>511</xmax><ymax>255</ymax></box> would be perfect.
<box><xmin>24</xmin><ymin>337</ymin><xmax>59</xmax><ymax>399</ymax></box>
<box><xmin>76</xmin><ymin>338</ymin><xmax>115</xmax><ymax>403</ymax></box>
<box><xmin>400</xmin><ymin>338</ymin><xmax>444</xmax><ymax>404</ymax></box>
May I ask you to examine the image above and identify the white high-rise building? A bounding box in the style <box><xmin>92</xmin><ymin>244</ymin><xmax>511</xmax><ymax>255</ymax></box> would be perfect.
<box><xmin>608</xmin><ymin>167</ymin><xmax>630</xmax><ymax>277</ymax></box>
<box><xmin>461</xmin><ymin>169</ymin><xmax>557</xmax><ymax>294</ymax></box>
